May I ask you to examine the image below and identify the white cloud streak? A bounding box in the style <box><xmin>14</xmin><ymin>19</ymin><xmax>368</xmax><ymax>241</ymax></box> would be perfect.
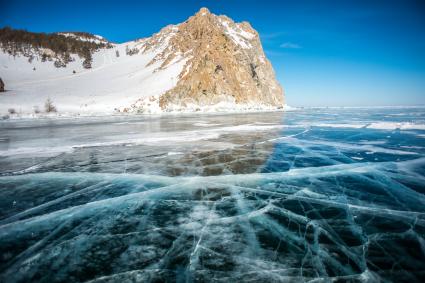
<box><xmin>280</xmin><ymin>42</ymin><xmax>301</xmax><ymax>49</ymax></box>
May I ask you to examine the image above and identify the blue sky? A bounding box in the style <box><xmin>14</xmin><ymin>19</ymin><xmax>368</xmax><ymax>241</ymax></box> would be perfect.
<box><xmin>1</xmin><ymin>0</ymin><xmax>425</xmax><ymax>106</ymax></box>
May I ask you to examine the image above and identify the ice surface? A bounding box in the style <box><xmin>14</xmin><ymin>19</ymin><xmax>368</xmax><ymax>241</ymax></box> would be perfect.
<box><xmin>0</xmin><ymin>108</ymin><xmax>424</xmax><ymax>282</ymax></box>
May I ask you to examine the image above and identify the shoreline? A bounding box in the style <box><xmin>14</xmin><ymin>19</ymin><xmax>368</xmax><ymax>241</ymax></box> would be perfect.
<box><xmin>1</xmin><ymin>105</ymin><xmax>295</xmax><ymax>121</ymax></box>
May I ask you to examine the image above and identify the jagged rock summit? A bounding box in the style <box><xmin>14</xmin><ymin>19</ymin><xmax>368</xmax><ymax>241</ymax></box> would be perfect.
<box><xmin>0</xmin><ymin>7</ymin><xmax>284</xmax><ymax>115</ymax></box>
<box><xmin>136</xmin><ymin>7</ymin><xmax>284</xmax><ymax>112</ymax></box>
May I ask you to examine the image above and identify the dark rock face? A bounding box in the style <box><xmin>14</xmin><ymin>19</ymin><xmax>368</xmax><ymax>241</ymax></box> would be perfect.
<box><xmin>0</xmin><ymin>78</ymin><xmax>4</xmax><ymax>92</ymax></box>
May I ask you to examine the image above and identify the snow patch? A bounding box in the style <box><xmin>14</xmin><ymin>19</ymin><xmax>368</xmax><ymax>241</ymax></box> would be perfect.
<box><xmin>367</xmin><ymin>122</ymin><xmax>425</xmax><ymax>130</ymax></box>
<box><xmin>218</xmin><ymin>18</ymin><xmax>253</xmax><ymax>49</ymax></box>
<box><xmin>57</xmin><ymin>32</ymin><xmax>108</xmax><ymax>44</ymax></box>
<box><xmin>311</xmin><ymin>121</ymin><xmax>425</xmax><ymax>131</ymax></box>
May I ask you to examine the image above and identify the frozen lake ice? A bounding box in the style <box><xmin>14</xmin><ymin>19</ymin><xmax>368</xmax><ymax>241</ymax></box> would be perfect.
<box><xmin>0</xmin><ymin>108</ymin><xmax>424</xmax><ymax>282</ymax></box>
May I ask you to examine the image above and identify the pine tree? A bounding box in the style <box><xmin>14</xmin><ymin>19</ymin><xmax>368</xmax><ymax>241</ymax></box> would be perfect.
<box><xmin>82</xmin><ymin>47</ymin><xmax>92</xmax><ymax>69</ymax></box>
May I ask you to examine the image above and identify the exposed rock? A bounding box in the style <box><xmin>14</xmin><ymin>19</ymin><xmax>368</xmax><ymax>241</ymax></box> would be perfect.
<box><xmin>0</xmin><ymin>77</ymin><xmax>4</xmax><ymax>92</ymax></box>
<box><xmin>135</xmin><ymin>7</ymin><xmax>284</xmax><ymax>112</ymax></box>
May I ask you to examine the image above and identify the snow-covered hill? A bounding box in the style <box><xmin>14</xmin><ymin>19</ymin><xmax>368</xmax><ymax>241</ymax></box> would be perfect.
<box><xmin>0</xmin><ymin>39</ymin><xmax>185</xmax><ymax>115</ymax></box>
<box><xmin>0</xmin><ymin>8</ymin><xmax>285</xmax><ymax>117</ymax></box>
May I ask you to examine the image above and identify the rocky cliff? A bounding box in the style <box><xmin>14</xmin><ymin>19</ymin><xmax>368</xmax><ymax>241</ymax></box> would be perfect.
<box><xmin>133</xmin><ymin>7</ymin><xmax>284</xmax><ymax>112</ymax></box>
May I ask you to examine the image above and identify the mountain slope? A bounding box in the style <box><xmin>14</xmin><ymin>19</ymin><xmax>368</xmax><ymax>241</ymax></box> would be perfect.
<box><xmin>0</xmin><ymin>8</ymin><xmax>284</xmax><ymax>116</ymax></box>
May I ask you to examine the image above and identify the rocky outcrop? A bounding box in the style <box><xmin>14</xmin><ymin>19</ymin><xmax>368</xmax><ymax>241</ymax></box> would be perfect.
<box><xmin>134</xmin><ymin>7</ymin><xmax>284</xmax><ymax>112</ymax></box>
<box><xmin>0</xmin><ymin>78</ymin><xmax>4</xmax><ymax>92</ymax></box>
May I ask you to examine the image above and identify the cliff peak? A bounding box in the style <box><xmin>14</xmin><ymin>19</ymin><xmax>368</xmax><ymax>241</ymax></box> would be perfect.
<box><xmin>196</xmin><ymin>7</ymin><xmax>211</xmax><ymax>16</ymax></box>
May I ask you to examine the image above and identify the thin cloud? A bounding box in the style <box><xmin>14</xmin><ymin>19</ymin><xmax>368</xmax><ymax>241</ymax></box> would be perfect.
<box><xmin>260</xmin><ymin>31</ymin><xmax>287</xmax><ymax>40</ymax></box>
<box><xmin>280</xmin><ymin>42</ymin><xmax>302</xmax><ymax>49</ymax></box>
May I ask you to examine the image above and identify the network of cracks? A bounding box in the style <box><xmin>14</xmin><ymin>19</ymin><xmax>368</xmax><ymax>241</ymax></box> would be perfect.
<box><xmin>0</xmin><ymin>109</ymin><xmax>424</xmax><ymax>282</ymax></box>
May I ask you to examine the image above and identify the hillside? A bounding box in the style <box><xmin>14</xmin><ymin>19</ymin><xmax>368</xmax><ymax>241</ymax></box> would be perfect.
<box><xmin>0</xmin><ymin>8</ymin><xmax>285</xmax><ymax>116</ymax></box>
<box><xmin>0</xmin><ymin>27</ymin><xmax>112</xmax><ymax>69</ymax></box>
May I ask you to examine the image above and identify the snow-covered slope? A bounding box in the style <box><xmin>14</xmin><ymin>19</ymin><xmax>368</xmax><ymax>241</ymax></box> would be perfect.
<box><xmin>0</xmin><ymin>37</ymin><xmax>186</xmax><ymax>115</ymax></box>
<box><xmin>0</xmin><ymin>7</ymin><xmax>284</xmax><ymax>117</ymax></box>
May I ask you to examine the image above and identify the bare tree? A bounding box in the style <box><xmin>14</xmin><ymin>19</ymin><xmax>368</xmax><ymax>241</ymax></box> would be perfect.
<box><xmin>45</xmin><ymin>97</ymin><xmax>57</xmax><ymax>112</ymax></box>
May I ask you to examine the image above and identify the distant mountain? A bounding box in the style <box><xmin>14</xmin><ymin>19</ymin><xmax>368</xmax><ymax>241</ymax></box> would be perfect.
<box><xmin>0</xmin><ymin>8</ymin><xmax>285</xmax><ymax>115</ymax></box>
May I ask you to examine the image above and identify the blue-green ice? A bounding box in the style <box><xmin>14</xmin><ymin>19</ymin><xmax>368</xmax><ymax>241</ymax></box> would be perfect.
<box><xmin>0</xmin><ymin>108</ymin><xmax>424</xmax><ymax>282</ymax></box>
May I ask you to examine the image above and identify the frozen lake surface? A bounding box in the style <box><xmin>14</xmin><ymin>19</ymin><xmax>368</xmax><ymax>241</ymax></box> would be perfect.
<box><xmin>0</xmin><ymin>108</ymin><xmax>424</xmax><ymax>282</ymax></box>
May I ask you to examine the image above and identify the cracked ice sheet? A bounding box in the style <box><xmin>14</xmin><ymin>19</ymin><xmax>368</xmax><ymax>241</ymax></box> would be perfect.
<box><xmin>0</xmin><ymin>108</ymin><xmax>425</xmax><ymax>282</ymax></box>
